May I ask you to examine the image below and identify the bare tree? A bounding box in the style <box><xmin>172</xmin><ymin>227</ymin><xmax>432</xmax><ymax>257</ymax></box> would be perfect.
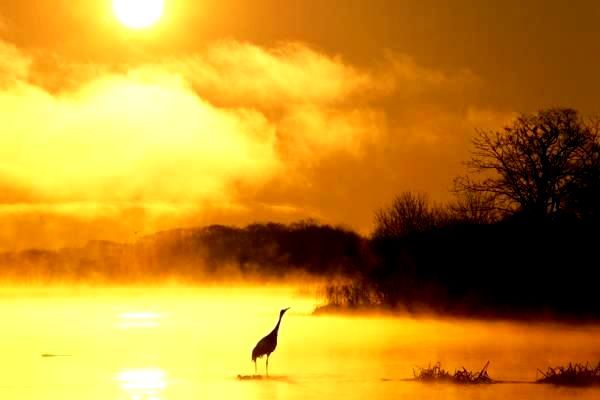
<box><xmin>449</xmin><ymin>190</ymin><xmax>498</xmax><ymax>224</ymax></box>
<box><xmin>456</xmin><ymin>108</ymin><xmax>599</xmax><ymax>220</ymax></box>
<box><xmin>565</xmin><ymin>136</ymin><xmax>600</xmax><ymax>220</ymax></box>
<box><xmin>373</xmin><ymin>192</ymin><xmax>440</xmax><ymax>239</ymax></box>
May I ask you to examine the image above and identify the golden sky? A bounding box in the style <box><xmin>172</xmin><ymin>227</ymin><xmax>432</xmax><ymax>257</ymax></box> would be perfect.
<box><xmin>0</xmin><ymin>0</ymin><xmax>599</xmax><ymax>250</ymax></box>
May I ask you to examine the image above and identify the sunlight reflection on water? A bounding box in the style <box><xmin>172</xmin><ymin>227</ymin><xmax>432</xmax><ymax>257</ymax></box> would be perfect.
<box><xmin>117</xmin><ymin>368</ymin><xmax>166</xmax><ymax>400</ymax></box>
<box><xmin>118</xmin><ymin>312</ymin><xmax>161</xmax><ymax>329</ymax></box>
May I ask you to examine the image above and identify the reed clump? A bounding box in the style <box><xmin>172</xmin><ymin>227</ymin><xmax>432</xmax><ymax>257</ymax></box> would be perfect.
<box><xmin>414</xmin><ymin>361</ymin><xmax>493</xmax><ymax>384</ymax></box>
<box><xmin>537</xmin><ymin>362</ymin><xmax>600</xmax><ymax>386</ymax></box>
<box><xmin>237</xmin><ymin>374</ymin><xmax>263</xmax><ymax>380</ymax></box>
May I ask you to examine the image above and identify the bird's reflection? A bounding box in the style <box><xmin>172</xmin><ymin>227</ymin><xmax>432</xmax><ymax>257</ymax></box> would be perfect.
<box><xmin>117</xmin><ymin>368</ymin><xmax>166</xmax><ymax>400</ymax></box>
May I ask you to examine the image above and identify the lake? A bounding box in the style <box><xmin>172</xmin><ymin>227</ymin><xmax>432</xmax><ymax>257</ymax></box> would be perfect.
<box><xmin>1</xmin><ymin>286</ymin><xmax>599</xmax><ymax>400</ymax></box>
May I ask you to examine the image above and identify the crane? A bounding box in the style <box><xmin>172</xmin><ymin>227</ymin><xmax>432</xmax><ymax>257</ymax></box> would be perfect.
<box><xmin>251</xmin><ymin>307</ymin><xmax>290</xmax><ymax>376</ymax></box>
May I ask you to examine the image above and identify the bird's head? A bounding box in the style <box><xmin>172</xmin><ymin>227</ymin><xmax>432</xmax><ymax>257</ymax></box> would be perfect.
<box><xmin>280</xmin><ymin>307</ymin><xmax>290</xmax><ymax>316</ymax></box>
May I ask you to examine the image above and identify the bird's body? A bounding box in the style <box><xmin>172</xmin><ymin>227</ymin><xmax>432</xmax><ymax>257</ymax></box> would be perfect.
<box><xmin>252</xmin><ymin>332</ymin><xmax>278</xmax><ymax>362</ymax></box>
<box><xmin>251</xmin><ymin>308</ymin><xmax>289</xmax><ymax>376</ymax></box>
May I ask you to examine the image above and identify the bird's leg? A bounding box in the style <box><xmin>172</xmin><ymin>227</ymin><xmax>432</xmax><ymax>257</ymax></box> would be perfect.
<box><xmin>266</xmin><ymin>356</ymin><xmax>269</xmax><ymax>377</ymax></box>
<box><xmin>254</xmin><ymin>360</ymin><xmax>257</xmax><ymax>376</ymax></box>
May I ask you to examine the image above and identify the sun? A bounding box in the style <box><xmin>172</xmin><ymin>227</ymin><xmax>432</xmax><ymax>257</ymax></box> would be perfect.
<box><xmin>113</xmin><ymin>0</ymin><xmax>165</xmax><ymax>30</ymax></box>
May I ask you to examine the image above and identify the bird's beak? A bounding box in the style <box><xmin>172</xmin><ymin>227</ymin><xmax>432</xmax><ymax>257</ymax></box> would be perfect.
<box><xmin>283</xmin><ymin>307</ymin><xmax>291</xmax><ymax>312</ymax></box>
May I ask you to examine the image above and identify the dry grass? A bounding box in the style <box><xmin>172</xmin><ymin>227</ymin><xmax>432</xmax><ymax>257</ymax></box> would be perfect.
<box><xmin>413</xmin><ymin>361</ymin><xmax>493</xmax><ymax>384</ymax></box>
<box><xmin>537</xmin><ymin>362</ymin><xmax>600</xmax><ymax>386</ymax></box>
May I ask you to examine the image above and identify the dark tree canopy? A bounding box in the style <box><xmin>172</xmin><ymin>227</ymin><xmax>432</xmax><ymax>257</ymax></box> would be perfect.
<box><xmin>373</xmin><ymin>192</ymin><xmax>451</xmax><ymax>239</ymax></box>
<box><xmin>456</xmin><ymin>108</ymin><xmax>600</xmax><ymax>220</ymax></box>
<box><xmin>448</xmin><ymin>191</ymin><xmax>498</xmax><ymax>225</ymax></box>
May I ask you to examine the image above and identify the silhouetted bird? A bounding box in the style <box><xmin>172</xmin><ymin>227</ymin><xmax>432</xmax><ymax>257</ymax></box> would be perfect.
<box><xmin>251</xmin><ymin>307</ymin><xmax>290</xmax><ymax>376</ymax></box>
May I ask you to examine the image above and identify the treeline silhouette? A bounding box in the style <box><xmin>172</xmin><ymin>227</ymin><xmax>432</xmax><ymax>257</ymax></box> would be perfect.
<box><xmin>324</xmin><ymin>108</ymin><xmax>600</xmax><ymax>319</ymax></box>
<box><xmin>0</xmin><ymin>221</ymin><xmax>369</xmax><ymax>283</ymax></box>
<box><xmin>1</xmin><ymin>108</ymin><xmax>598</xmax><ymax>319</ymax></box>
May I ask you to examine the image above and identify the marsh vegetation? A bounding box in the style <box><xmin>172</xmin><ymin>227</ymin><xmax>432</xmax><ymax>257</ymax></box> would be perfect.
<box><xmin>537</xmin><ymin>362</ymin><xmax>600</xmax><ymax>386</ymax></box>
<box><xmin>413</xmin><ymin>362</ymin><xmax>493</xmax><ymax>384</ymax></box>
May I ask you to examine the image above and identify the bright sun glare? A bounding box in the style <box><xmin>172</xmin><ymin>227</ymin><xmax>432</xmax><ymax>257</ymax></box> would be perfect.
<box><xmin>113</xmin><ymin>0</ymin><xmax>164</xmax><ymax>29</ymax></box>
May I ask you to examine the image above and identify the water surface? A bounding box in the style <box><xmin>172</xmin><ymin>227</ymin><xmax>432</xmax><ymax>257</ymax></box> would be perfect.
<box><xmin>1</xmin><ymin>287</ymin><xmax>599</xmax><ymax>399</ymax></box>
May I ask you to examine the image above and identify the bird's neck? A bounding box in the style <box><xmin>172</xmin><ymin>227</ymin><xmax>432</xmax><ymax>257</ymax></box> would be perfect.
<box><xmin>271</xmin><ymin>313</ymin><xmax>284</xmax><ymax>336</ymax></box>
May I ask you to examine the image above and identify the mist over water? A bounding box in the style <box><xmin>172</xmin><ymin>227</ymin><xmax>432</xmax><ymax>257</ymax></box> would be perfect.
<box><xmin>1</xmin><ymin>286</ymin><xmax>599</xmax><ymax>400</ymax></box>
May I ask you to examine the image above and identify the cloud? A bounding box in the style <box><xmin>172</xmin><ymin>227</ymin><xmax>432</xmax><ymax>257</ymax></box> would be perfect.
<box><xmin>0</xmin><ymin>71</ymin><xmax>280</xmax><ymax>203</ymax></box>
<box><xmin>385</xmin><ymin>53</ymin><xmax>481</xmax><ymax>95</ymax></box>
<box><xmin>0</xmin><ymin>13</ymin><xmax>7</xmax><ymax>34</ymax></box>
<box><xmin>0</xmin><ymin>38</ymin><xmax>505</xmax><ymax>250</ymax></box>
<box><xmin>166</xmin><ymin>41</ymin><xmax>379</xmax><ymax>108</ymax></box>
<box><xmin>0</xmin><ymin>40</ymin><xmax>31</xmax><ymax>84</ymax></box>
